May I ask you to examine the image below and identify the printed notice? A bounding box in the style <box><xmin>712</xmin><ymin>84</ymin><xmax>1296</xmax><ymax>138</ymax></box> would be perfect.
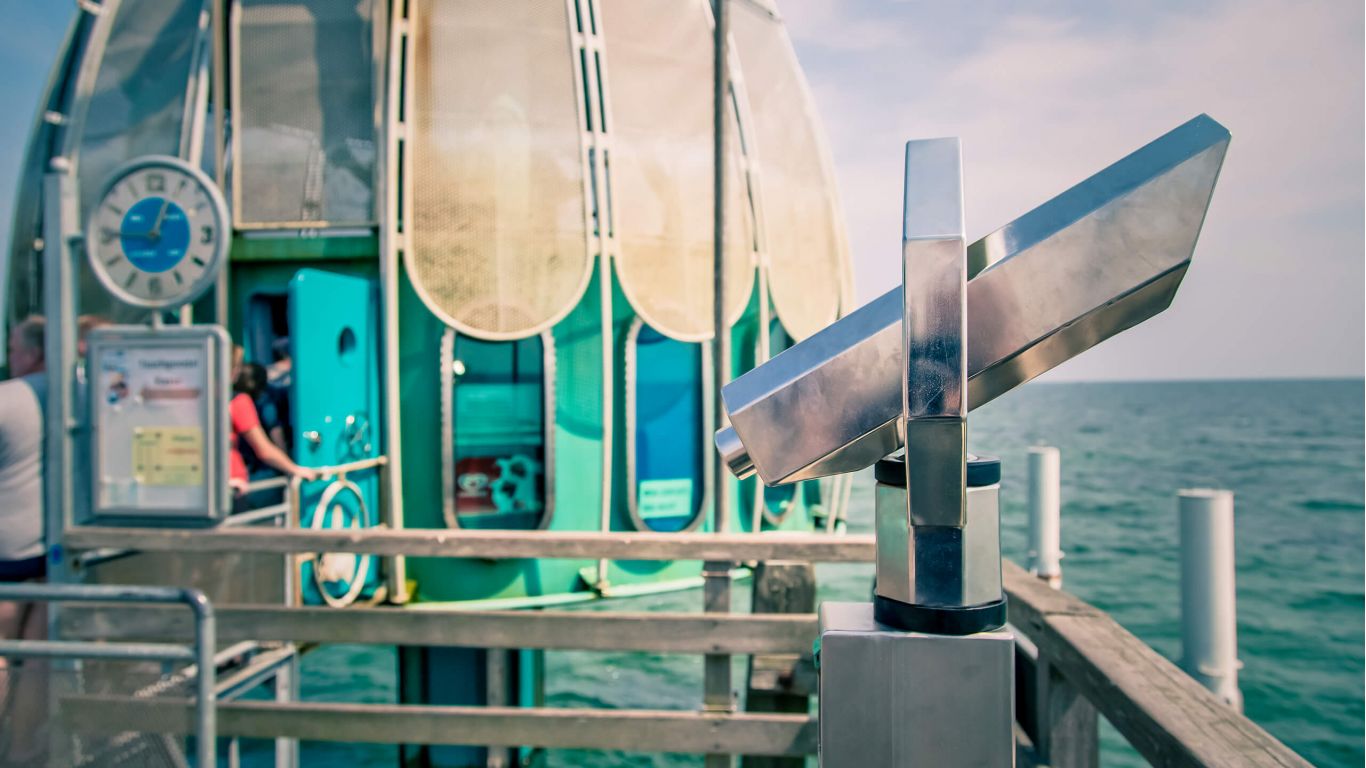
<box><xmin>638</xmin><ymin>478</ymin><xmax>694</xmax><ymax>520</ymax></box>
<box><xmin>132</xmin><ymin>426</ymin><xmax>204</xmax><ymax>486</ymax></box>
<box><xmin>90</xmin><ymin>328</ymin><xmax>222</xmax><ymax>517</ymax></box>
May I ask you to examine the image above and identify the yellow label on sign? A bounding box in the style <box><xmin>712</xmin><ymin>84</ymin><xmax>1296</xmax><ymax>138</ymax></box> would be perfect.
<box><xmin>132</xmin><ymin>427</ymin><xmax>204</xmax><ymax>487</ymax></box>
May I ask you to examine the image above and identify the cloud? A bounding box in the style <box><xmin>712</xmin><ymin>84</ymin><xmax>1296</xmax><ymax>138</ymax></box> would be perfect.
<box><xmin>781</xmin><ymin>0</ymin><xmax>1364</xmax><ymax>379</ymax></box>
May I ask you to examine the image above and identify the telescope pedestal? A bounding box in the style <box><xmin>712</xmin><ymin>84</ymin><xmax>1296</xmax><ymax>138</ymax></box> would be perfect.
<box><xmin>817</xmin><ymin>601</ymin><xmax>1015</xmax><ymax>767</ymax></box>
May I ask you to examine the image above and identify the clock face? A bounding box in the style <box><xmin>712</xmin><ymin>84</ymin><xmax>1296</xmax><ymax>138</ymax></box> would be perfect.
<box><xmin>87</xmin><ymin>156</ymin><xmax>229</xmax><ymax>309</ymax></box>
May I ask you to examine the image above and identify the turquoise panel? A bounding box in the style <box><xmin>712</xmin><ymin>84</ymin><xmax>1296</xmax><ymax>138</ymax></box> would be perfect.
<box><xmin>607</xmin><ymin>277</ymin><xmax>701</xmax><ymax>587</ymax></box>
<box><xmin>289</xmin><ymin>269</ymin><xmax>383</xmax><ymax>604</ymax></box>
<box><xmin>633</xmin><ymin>326</ymin><xmax>704</xmax><ymax>532</ymax></box>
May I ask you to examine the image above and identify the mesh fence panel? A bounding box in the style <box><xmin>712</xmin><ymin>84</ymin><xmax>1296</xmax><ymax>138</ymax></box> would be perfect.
<box><xmin>600</xmin><ymin>0</ymin><xmax>755</xmax><ymax>341</ymax></box>
<box><xmin>76</xmin><ymin>0</ymin><xmax>201</xmax><ymax>218</ymax></box>
<box><xmin>236</xmin><ymin>0</ymin><xmax>380</xmax><ymax>226</ymax></box>
<box><xmin>73</xmin><ymin>0</ymin><xmax>203</xmax><ymax>323</ymax></box>
<box><xmin>732</xmin><ymin>2</ymin><xmax>845</xmax><ymax>341</ymax></box>
<box><xmin>408</xmin><ymin>0</ymin><xmax>592</xmax><ymax>339</ymax></box>
<box><xmin>2</xmin><ymin>661</ymin><xmax>190</xmax><ymax>767</ymax></box>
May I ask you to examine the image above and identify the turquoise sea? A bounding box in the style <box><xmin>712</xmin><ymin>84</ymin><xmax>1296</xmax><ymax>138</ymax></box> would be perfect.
<box><xmin>264</xmin><ymin>380</ymin><xmax>1365</xmax><ymax>767</ymax></box>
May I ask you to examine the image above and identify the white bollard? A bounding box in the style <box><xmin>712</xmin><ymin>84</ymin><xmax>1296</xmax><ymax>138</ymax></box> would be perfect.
<box><xmin>1027</xmin><ymin>446</ymin><xmax>1063</xmax><ymax>588</ymax></box>
<box><xmin>1178</xmin><ymin>488</ymin><xmax>1243</xmax><ymax>710</ymax></box>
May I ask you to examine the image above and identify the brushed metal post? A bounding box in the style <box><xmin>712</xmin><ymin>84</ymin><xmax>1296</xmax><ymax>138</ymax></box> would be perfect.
<box><xmin>711</xmin><ymin>0</ymin><xmax>731</xmax><ymax>536</ymax></box>
<box><xmin>900</xmin><ymin>138</ymin><xmax>966</xmax><ymax>524</ymax></box>
<box><xmin>42</xmin><ymin>162</ymin><xmax>80</xmax><ymax>768</ymax></box>
<box><xmin>707</xmin><ymin>3</ymin><xmax>734</xmax><ymax>766</ymax></box>
<box><xmin>876</xmin><ymin>138</ymin><xmax>968</xmax><ymax>607</ymax></box>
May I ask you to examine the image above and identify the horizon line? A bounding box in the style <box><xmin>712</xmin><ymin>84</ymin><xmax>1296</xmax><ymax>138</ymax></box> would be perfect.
<box><xmin>1037</xmin><ymin>375</ymin><xmax>1364</xmax><ymax>385</ymax></box>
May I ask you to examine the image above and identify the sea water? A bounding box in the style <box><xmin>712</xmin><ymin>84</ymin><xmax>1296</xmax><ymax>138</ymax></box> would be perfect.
<box><xmin>272</xmin><ymin>380</ymin><xmax>1364</xmax><ymax>767</ymax></box>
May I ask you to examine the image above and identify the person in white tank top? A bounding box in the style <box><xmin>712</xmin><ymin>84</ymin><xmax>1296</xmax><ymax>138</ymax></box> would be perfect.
<box><xmin>0</xmin><ymin>315</ymin><xmax>49</xmax><ymax>762</ymax></box>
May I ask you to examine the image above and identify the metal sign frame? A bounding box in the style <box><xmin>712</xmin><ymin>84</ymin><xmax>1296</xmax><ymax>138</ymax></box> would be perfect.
<box><xmin>86</xmin><ymin>324</ymin><xmax>231</xmax><ymax>523</ymax></box>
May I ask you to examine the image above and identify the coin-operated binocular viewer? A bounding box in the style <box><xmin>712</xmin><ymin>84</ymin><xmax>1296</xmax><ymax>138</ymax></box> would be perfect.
<box><xmin>715</xmin><ymin>115</ymin><xmax>1229</xmax><ymax>766</ymax></box>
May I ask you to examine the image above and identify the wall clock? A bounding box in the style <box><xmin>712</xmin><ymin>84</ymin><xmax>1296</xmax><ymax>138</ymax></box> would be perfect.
<box><xmin>86</xmin><ymin>155</ymin><xmax>229</xmax><ymax>309</ymax></box>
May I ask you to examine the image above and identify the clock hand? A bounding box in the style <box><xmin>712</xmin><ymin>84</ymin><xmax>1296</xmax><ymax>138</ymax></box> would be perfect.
<box><xmin>147</xmin><ymin>198</ymin><xmax>172</xmax><ymax>241</ymax></box>
<box><xmin>120</xmin><ymin>199</ymin><xmax>171</xmax><ymax>241</ymax></box>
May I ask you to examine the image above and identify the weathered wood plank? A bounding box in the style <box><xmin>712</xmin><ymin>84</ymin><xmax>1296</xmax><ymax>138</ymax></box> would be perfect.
<box><xmin>60</xmin><ymin>604</ymin><xmax>817</xmax><ymax>655</ymax></box>
<box><xmin>64</xmin><ymin>527</ymin><xmax>876</xmax><ymax>563</ymax></box>
<box><xmin>745</xmin><ymin>654</ymin><xmax>817</xmax><ymax>698</ymax></box>
<box><xmin>1038</xmin><ymin>657</ymin><xmax>1100</xmax><ymax>768</ymax></box>
<box><xmin>744</xmin><ymin>561</ymin><xmax>819</xmax><ymax>767</ymax></box>
<box><xmin>59</xmin><ymin>698</ymin><xmax>818</xmax><ymax>756</ymax></box>
<box><xmin>1003</xmin><ymin>559</ymin><xmax>1310</xmax><ymax>768</ymax></box>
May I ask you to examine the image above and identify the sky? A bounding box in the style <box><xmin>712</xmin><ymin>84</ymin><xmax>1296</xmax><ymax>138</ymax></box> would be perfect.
<box><xmin>780</xmin><ymin>0</ymin><xmax>1364</xmax><ymax>381</ymax></box>
<box><xmin>0</xmin><ymin>1</ymin><xmax>1361</xmax><ymax>380</ymax></box>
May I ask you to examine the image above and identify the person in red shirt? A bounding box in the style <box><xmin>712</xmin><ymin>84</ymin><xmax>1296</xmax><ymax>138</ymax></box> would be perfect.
<box><xmin>229</xmin><ymin>361</ymin><xmax>316</xmax><ymax>504</ymax></box>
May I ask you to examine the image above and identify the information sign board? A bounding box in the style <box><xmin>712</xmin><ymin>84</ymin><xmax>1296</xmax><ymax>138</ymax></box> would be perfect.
<box><xmin>87</xmin><ymin>326</ymin><xmax>230</xmax><ymax>522</ymax></box>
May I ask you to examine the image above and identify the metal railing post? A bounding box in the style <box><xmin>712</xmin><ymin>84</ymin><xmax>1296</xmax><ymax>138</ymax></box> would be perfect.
<box><xmin>1027</xmin><ymin>446</ymin><xmax>1063</xmax><ymax>588</ymax></box>
<box><xmin>0</xmin><ymin>584</ymin><xmax>216</xmax><ymax>766</ymax></box>
<box><xmin>273</xmin><ymin>652</ymin><xmax>300</xmax><ymax>767</ymax></box>
<box><xmin>1178</xmin><ymin>488</ymin><xmax>1242</xmax><ymax>710</ymax></box>
<box><xmin>186</xmin><ymin>589</ymin><xmax>217</xmax><ymax>767</ymax></box>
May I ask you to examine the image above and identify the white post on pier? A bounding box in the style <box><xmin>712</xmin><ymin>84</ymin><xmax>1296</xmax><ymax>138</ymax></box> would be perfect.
<box><xmin>1178</xmin><ymin>488</ymin><xmax>1243</xmax><ymax>711</ymax></box>
<box><xmin>1027</xmin><ymin>446</ymin><xmax>1063</xmax><ymax>588</ymax></box>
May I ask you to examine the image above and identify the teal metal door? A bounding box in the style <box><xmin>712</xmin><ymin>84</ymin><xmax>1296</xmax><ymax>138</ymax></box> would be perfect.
<box><xmin>289</xmin><ymin>269</ymin><xmax>382</xmax><ymax>605</ymax></box>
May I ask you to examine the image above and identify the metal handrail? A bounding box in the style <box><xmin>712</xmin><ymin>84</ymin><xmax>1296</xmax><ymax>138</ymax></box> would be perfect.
<box><xmin>0</xmin><ymin>583</ymin><xmax>216</xmax><ymax>768</ymax></box>
<box><xmin>244</xmin><ymin>455</ymin><xmax>387</xmax><ymax>508</ymax></box>
<box><xmin>280</xmin><ymin>455</ymin><xmax>388</xmax><ymax>527</ymax></box>
<box><xmin>245</xmin><ymin>475</ymin><xmax>289</xmax><ymax>493</ymax></box>
<box><xmin>316</xmin><ymin>455</ymin><xmax>388</xmax><ymax>480</ymax></box>
<box><xmin>221</xmin><ymin>501</ymin><xmax>290</xmax><ymax>527</ymax></box>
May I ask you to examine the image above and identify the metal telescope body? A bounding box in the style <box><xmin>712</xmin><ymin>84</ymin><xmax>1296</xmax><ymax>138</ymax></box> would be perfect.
<box><xmin>715</xmin><ymin>114</ymin><xmax>1230</xmax><ymax>487</ymax></box>
<box><xmin>717</xmin><ymin>114</ymin><xmax>1230</xmax><ymax>767</ymax></box>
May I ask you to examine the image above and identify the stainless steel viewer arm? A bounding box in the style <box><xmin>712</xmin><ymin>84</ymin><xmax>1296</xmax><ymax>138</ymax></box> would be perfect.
<box><xmin>900</xmin><ymin>138</ymin><xmax>967</xmax><ymax>528</ymax></box>
<box><xmin>717</xmin><ymin>114</ymin><xmax>1230</xmax><ymax>486</ymax></box>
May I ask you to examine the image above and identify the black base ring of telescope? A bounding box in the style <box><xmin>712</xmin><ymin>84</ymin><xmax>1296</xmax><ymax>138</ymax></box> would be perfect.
<box><xmin>873</xmin><ymin>594</ymin><xmax>1008</xmax><ymax>636</ymax></box>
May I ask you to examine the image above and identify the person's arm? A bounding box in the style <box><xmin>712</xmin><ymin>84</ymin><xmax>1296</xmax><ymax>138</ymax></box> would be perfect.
<box><xmin>241</xmin><ymin>425</ymin><xmax>317</xmax><ymax>480</ymax></box>
<box><xmin>268</xmin><ymin>424</ymin><xmax>289</xmax><ymax>451</ymax></box>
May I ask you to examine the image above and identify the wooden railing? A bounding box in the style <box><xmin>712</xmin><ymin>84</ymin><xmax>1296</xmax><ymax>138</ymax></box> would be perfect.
<box><xmin>1003</xmin><ymin>559</ymin><xmax>1310</xmax><ymax>768</ymax></box>
<box><xmin>60</xmin><ymin>527</ymin><xmax>1311</xmax><ymax>765</ymax></box>
<box><xmin>63</xmin><ymin>527</ymin><xmax>878</xmax><ymax>562</ymax></box>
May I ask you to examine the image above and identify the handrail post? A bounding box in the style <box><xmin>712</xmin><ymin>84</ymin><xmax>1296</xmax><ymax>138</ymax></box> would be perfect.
<box><xmin>1179</xmin><ymin>488</ymin><xmax>1242</xmax><ymax>710</ymax></box>
<box><xmin>185</xmin><ymin>588</ymin><xmax>217</xmax><ymax>768</ymax></box>
<box><xmin>1027</xmin><ymin>446</ymin><xmax>1063</xmax><ymax>588</ymax></box>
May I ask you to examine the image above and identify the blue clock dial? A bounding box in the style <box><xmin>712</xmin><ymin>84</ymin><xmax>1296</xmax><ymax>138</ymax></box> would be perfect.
<box><xmin>120</xmin><ymin>196</ymin><xmax>191</xmax><ymax>274</ymax></box>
